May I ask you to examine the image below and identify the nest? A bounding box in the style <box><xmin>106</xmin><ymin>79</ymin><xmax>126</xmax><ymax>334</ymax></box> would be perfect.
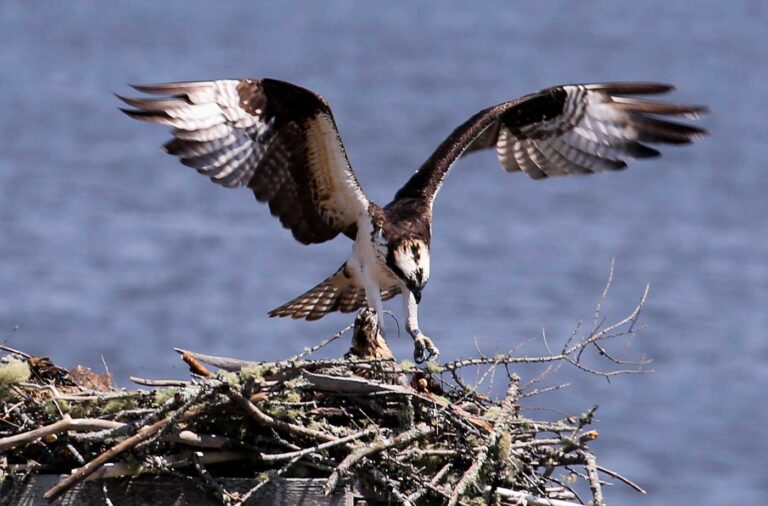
<box><xmin>0</xmin><ymin>278</ymin><xmax>649</xmax><ymax>505</ymax></box>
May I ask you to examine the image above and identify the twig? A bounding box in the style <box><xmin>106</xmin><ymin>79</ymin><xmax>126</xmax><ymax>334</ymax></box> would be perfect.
<box><xmin>389</xmin><ymin>458</ymin><xmax>467</xmax><ymax>505</ymax></box>
<box><xmin>580</xmin><ymin>450</ymin><xmax>605</xmax><ymax>506</ymax></box>
<box><xmin>43</xmin><ymin>417</ymin><xmax>170</xmax><ymax>502</ymax></box>
<box><xmin>85</xmin><ymin>451</ymin><xmax>247</xmax><ymax>480</ymax></box>
<box><xmin>412</xmin><ymin>448</ymin><xmax>457</xmax><ymax>458</ymax></box>
<box><xmin>129</xmin><ymin>377</ymin><xmax>191</xmax><ymax>387</ymax></box>
<box><xmin>407</xmin><ymin>462</ymin><xmax>452</xmax><ymax>503</ymax></box>
<box><xmin>0</xmin><ymin>343</ymin><xmax>30</xmax><ymax>358</ymax></box>
<box><xmin>366</xmin><ymin>464</ymin><xmax>412</xmax><ymax>505</ymax></box>
<box><xmin>597</xmin><ymin>464</ymin><xmax>647</xmax><ymax>494</ymax></box>
<box><xmin>229</xmin><ymin>387</ymin><xmax>337</xmax><ymax>443</ymax></box>
<box><xmin>510</xmin><ymin>438</ymin><xmax>563</xmax><ymax>450</ymax></box>
<box><xmin>191</xmin><ymin>451</ymin><xmax>237</xmax><ymax>504</ymax></box>
<box><xmin>68</xmin><ymin>393</ymin><xmax>181</xmax><ymax>442</ymax></box>
<box><xmin>520</xmin><ymin>383</ymin><xmax>571</xmax><ymax>399</ymax></box>
<box><xmin>565</xmin><ymin>284</ymin><xmax>650</xmax><ymax>358</ymax></box>
<box><xmin>133</xmin><ymin>387</ymin><xmax>217</xmax><ymax>452</ymax></box>
<box><xmin>231</xmin><ymin>456</ymin><xmax>302</xmax><ymax>506</ymax></box>
<box><xmin>324</xmin><ymin>424</ymin><xmax>435</xmax><ymax>495</ymax></box>
<box><xmin>173</xmin><ymin>348</ymin><xmax>259</xmax><ymax>372</ymax></box>
<box><xmin>0</xmin><ymin>415</ymin><xmax>125</xmax><ymax>452</ymax></box>
<box><xmin>448</xmin><ymin>376</ymin><xmax>519</xmax><ymax>506</ymax></box>
<box><xmin>593</xmin><ymin>258</ymin><xmax>615</xmax><ymax>332</ymax></box>
<box><xmin>288</xmin><ymin>324</ymin><xmax>352</xmax><ymax>361</ymax></box>
<box><xmin>260</xmin><ymin>427</ymin><xmax>376</xmax><ymax>463</ymax></box>
<box><xmin>489</xmin><ymin>486</ymin><xmax>583</xmax><ymax>506</ymax></box>
<box><xmin>65</xmin><ymin>444</ymin><xmax>85</xmax><ymax>466</ymax></box>
<box><xmin>167</xmin><ymin>430</ymin><xmax>232</xmax><ymax>449</ymax></box>
<box><xmin>16</xmin><ymin>383</ymin><xmax>138</xmax><ymax>402</ymax></box>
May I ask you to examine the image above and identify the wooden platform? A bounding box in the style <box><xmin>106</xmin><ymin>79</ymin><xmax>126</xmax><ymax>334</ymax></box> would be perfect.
<box><xmin>4</xmin><ymin>476</ymin><xmax>353</xmax><ymax>506</ymax></box>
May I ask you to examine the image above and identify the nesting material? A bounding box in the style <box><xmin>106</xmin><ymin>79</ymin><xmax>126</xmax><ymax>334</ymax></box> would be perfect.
<box><xmin>0</xmin><ymin>284</ymin><xmax>649</xmax><ymax>505</ymax></box>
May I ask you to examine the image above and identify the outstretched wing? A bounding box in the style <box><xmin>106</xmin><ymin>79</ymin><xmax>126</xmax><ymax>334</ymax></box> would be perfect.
<box><xmin>394</xmin><ymin>83</ymin><xmax>708</xmax><ymax>206</ymax></box>
<box><xmin>120</xmin><ymin>78</ymin><xmax>369</xmax><ymax>244</ymax></box>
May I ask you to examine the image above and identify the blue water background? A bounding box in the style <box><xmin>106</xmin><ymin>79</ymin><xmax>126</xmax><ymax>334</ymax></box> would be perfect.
<box><xmin>1</xmin><ymin>1</ymin><xmax>766</xmax><ymax>503</ymax></box>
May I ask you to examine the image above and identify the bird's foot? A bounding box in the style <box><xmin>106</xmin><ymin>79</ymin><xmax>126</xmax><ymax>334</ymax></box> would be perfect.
<box><xmin>412</xmin><ymin>331</ymin><xmax>439</xmax><ymax>364</ymax></box>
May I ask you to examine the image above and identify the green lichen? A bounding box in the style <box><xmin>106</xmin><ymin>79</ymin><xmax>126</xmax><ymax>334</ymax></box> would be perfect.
<box><xmin>283</xmin><ymin>378</ymin><xmax>307</xmax><ymax>390</ymax></box>
<box><xmin>398</xmin><ymin>359</ymin><xmax>415</xmax><ymax>373</ymax></box>
<box><xmin>284</xmin><ymin>408</ymin><xmax>300</xmax><ymax>421</ymax></box>
<box><xmin>103</xmin><ymin>397</ymin><xmax>139</xmax><ymax>414</ymax></box>
<box><xmin>0</xmin><ymin>359</ymin><xmax>31</xmax><ymax>400</ymax></box>
<box><xmin>153</xmin><ymin>388</ymin><xmax>176</xmax><ymax>406</ymax></box>
<box><xmin>43</xmin><ymin>399</ymin><xmax>69</xmax><ymax>417</ymax></box>
<box><xmin>218</xmin><ymin>371</ymin><xmax>240</xmax><ymax>386</ymax></box>
<box><xmin>496</xmin><ymin>431</ymin><xmax>512</xmax><ymax>461</ymax></box>
<box><xmin>0</xmin><ymin>359</ymin><xmax>31</xmax><ymax>385</ymax></box>
<box><xmin>484</xmin><ymin>406</ymin><xmax>501</xmax><ymax>420</ymax></box>
<box><xmin>67</xmin><ymin>401</ymin><xmax>93</xmax><ymax>419</ymax></box>
<box><xmin>263</xmin><ymin>403</ymin><xmax>300</xmax><ymax>421</ymax></box>
<box><xmin>425</xmin><ymin>360</ymin><xmax>442</xmax><ymax>374</ymax></box>
<box><xmin>239</xmin><ymin>364</ymin><xmax>268</xmax><ymax>381</ymax></box>
<box><xmin>283</xmin><ymin>390</ymin><xmax>302</xmax><ymax>404</ymax></box>
<box><xmin>466</xmin><ymin>434</ymin><xmax>483</xmax><ymax>449</ymax></box>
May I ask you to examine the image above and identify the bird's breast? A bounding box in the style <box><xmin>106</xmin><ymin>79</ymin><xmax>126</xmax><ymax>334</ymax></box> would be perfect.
<box><xmin>352</xmin><ymin>215</ymin><xmax>400</xmax><ymax>288</ymax></box>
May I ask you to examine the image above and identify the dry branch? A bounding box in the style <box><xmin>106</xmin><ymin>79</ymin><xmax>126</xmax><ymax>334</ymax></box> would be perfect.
<box><xmin>261</xmin><ymin>427</ymin><xmax>376</xmax><ymax>463</ymax></box>
<box><xmin>230</xmin><ymin>388</ymin><xmax>338</xmax><ymax>444</ymax></box>
<box><xmin>489</xmin><ymin>486</ymin><xmax>583</xmax><ymax>506</ymax></box>
<box><xmin>324</xmin><ymin>424</ymin><xmax>435</xmax><ymax>495</ymax></box>
<box><xmin>42</xmin><ymin>417</ymin><xmax>170</xmax><ymax>502</ymax></box>
<box><xmin>448</xmin><ymin>376</ymin><xmax>519</xmax><ymax>505</ymax></box>
<box><xmin>0</xmin><ymin>415</ymin><xmax>124</xmax><ymax>452</ymax></box>
<box><xmin>84</xmin><ymin>450</ymin><xmax>248</xmax><ymax>481</ymax></box>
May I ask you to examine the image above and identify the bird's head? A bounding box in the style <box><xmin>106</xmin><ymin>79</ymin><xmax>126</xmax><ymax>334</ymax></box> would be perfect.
<box><xmin>388</xmin><ymin>239</ymin><xmax>431</xmax><ymax>303</ymax></box>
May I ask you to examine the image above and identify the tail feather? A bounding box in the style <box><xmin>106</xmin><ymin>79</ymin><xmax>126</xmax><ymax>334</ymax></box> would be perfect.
<box><xmin>268</xmin><ymin>266</ymin><xmax>401</xmax><ymax>321</ymax></box>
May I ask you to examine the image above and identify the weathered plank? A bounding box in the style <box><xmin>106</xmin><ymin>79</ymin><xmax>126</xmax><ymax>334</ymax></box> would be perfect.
<box><xmin>3</xmin><ymin>476</ymin><xmax>353</xmax><ymax>506</ymax></box>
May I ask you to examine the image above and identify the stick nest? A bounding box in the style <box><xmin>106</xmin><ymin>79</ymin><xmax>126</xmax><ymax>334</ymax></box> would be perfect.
<box><xmin>0</xmin><ymin>273</ymin><xmax>649</xmax><ymax>505</ymax></box>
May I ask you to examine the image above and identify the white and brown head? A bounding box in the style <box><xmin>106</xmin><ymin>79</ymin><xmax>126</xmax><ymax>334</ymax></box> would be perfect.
<box><xmin>387</xmin><ymin>238</ymin><xmax>431</xmax><ymax>302</ymax></box>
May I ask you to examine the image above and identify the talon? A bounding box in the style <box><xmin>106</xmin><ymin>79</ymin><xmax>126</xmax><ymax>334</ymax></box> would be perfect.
<box><xmin>413</xmin><ymin>334</ymin><xmax>439</xmax><ymax>364</ymax></box>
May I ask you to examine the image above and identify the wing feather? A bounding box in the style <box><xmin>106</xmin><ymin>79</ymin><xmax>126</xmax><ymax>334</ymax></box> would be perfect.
<box><xmin>269</xmin><ymin>266</ymin><xmax>401</xmax><ymax>321</ymax></box>
<box><xmin>120</xmin><ymin>78</ymin><xmax>369</xmax><ymax>244</ymax></box>
<box><xmin>394</xmin><ymin>82</ymin><xmax>707</xmax><ymax>206</ymax></box>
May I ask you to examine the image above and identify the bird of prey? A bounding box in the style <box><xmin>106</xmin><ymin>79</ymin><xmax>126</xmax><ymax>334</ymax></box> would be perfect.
<box><xmin>119</xmin><ymin>79</ymin><xmax>707</xmax><ymax>362</ymax></box>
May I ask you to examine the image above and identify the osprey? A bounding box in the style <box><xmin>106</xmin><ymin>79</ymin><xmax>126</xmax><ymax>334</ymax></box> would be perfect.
<box><xmin>120</xmin><ymin>79</ymin><xmax>707</xmax><ymax>362</ymax></box>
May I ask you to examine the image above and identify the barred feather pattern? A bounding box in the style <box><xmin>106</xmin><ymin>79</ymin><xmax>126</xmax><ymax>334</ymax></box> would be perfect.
<box><xmin>269</xmin><ymin>267</ymin><xmax>400</xmax><ymax>321</ymax></box>
<box><xmin>493</xmin><ymin>83</ymin><xmax>708</xmax><ymax>179</ymax></box>
<box><xmin>119</xmin><ymin>79</ymin><xmax>369</xmax><ymax>245</ymax></box>
<box><xmin>397</xmin><ymin>82</ymin><xmax>708</xmax><ymax>205</ymax></box>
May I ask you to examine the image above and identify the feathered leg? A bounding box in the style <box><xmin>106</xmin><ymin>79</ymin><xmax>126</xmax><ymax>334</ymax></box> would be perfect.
<box><xmin>402</xmin><ymin>289</ymin><xmax>439</xmax><ymax>363</ymax></box>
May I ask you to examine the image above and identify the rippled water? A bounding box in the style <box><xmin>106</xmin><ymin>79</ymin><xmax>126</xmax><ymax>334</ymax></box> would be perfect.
<box><xmin>1</xmin><ymin>1</ymin><xmax>766</xmax><ymax>503</ymax></box>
